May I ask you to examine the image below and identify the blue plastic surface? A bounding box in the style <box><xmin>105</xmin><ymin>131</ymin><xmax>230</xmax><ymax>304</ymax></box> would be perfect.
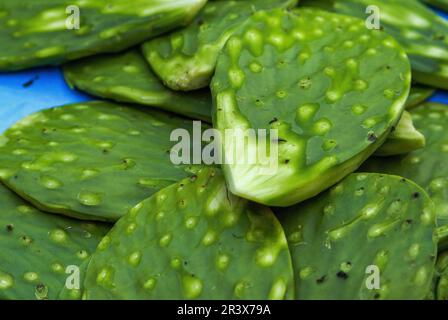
<box><xmin>0</xmin><ymin>68</ymin><xmax>92</xmax><ymax>132</ymax></box>
<box><xmin>0</xmin><ymin>9</ymin><xmax>447</xmax><ymax>133</ymax></box>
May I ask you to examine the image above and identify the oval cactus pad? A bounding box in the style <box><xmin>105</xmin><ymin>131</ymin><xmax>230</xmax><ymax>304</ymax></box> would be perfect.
<box><xmin>0</xmin><ymin>101</ymin><xmax>204</xmax><ymax>222</ymax></box>
<box><xmin>211</xmin><ymin>8</ymin><xmax>411</xmax><ymax>206</ymax></box>
<box><xmin>0</xmin><ymin>0</ymin><xmax>206</xmax><ymax>71</ymax></box>
<box><xmin>142</xmin><ymin>0</ymin><xmax>297</xmax><ymax>91</ymax></box>
<box><xmin>0</xmin><ymin>183</ymin><xmax>109</xmax><ymax>300</ymax></box>
<box><xmin>362</xmin><ymin>103</ymin><xmax>448</xmax><ymax>229</ymax></box>
<box><xmin>277</xmin><ymin>173</ymin><xmax>437</xmax><ymax>300</ymax></box>
<box><xmin>63</xmin><ymin>50</ymin><xmax>212</xmax><ymax>122</ymax></box>
<box><xmin>83</xmin><ymin>168</ymin><xmax>294</xmax><ymax>299</ymax></box>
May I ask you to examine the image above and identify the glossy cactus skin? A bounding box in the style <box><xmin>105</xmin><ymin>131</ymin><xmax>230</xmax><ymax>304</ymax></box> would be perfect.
<box><xmin>0</xmin><ymin>0</ymin><xmax>206</xmax><ymax>71</ymax></box>
<box><xmin>63</xmin><ymin>50</ymin><xmax>211</xmax><ymax>122</ymax></box>
<box><xmin>277</xmin><ymin>173</ymin><xmax>437</xmax><ymax>300</ymax></box>
<box><xmin>0</xmin><ymin>183</ymin><xmax>109</xmax><ymax>300</ymax></box>
<box><xmin>405</xmin><ymin>86</ymin><xmax>435</xmax><ymax>110</ymax></box>
<box><xmin>361</xmin><ymin>103</ymin><xmax>448</xmax><ymax>229</ymax></box>
<box><xmin>83</xmin><ymin>168</ymin><xmax>294</xmax><ymax>300</ymax></box>
<box><xmin>301</xmin><ymin>0</ymin><xmax>448</xmax><ymax>90</ymax></box>
<box><xmin>142</xmin><ymin>0</ymin><xmax>298</xmax><ymax>91</ymax></box>
<box><xmin>211</xmin><ymin>8</ymin><xmax>411</xmax><ymax>207</ymax></box>
<box><xmin>374</xmin><ymin>111</ymin><xmax>426</xmax><ymax>157</ymax></box>
<box><xmin>0</xmin><ymin>101</ymin><xmax>204</xmax><ymax>222</ymax></box>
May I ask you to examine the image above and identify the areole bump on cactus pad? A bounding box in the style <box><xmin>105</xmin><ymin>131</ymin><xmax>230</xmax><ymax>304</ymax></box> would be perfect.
<box><xmin>0</xmin><ymin>101</ymin><xmax>205</xmax><ymax>222</ymax></box>
<box><xmin>211</xmin><ymin>8</ymin><xmax>411</xmax><ymax>207</ymax></box>
<box><xmin>276</xmin><ymin>173</ymin><xmax>437</xmax><ymax>300</ymax></box>
<box><xmin>83</xmin><ymin>168</ymin><xmax>294</xmax><ymax>300</ymax></box>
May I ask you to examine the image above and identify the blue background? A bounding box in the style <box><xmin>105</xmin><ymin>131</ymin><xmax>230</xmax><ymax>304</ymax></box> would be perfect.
<box><xmin>0</xmin><ymin>8</ymin><xmax>447</xmax><ymax>133</ymax></box>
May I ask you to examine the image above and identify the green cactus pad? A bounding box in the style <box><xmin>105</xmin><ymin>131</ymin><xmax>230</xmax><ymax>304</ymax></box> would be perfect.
<box><xmin>374</xmin><ymin>111</ymin><xmax>426</xmax><ymax>156</ymax></box>
<box><xmin>277</xmin><ymin>173</ymin><xmax>437</xmax><ymax>300</ymax></box>
<box><xmin>421</xmin><ymin>0</ymin><xmax>448</xmax><ymax>11</ymax></box>
<box><xmin>301</xmin><ymin>0</ymin><xmax>448</xmax><ymax>90</ymax></box>
<box><xmin>0</xmin><ymin>101</ymin><xmax>205</xmax><ymax>222</ymax></box>
<box><xmin>63</xmin><ymin>49</ymin><xmax>211</xmax><ymax>122</ymax></box>
<box><xmin>141</xmin><ymin>0</ymin><xmax>297</xmax><ymax>91</ymax></box>
<box><xmin>405</xmin><ymin>86</ymin><xmax>435</xmax><ymax>110</ymax></box>
<box><xmin>211</xmin><ymin>8</ymin><xmax>411</xmax><ymax>206</ymax></box>
<box><xmin>83</xmin><ymin>168</ymin><xmax>294</xmax><ymax>300</ymax></box>
<box><xmin>361</xmin><ymin>103</ymin><xmax>448</xmax><ymax>229</ymax></box>
<box><xmin>0</xmin><ymin>0</ymin><xmax>206</xmax><ymax>71</ymax></box>
<box><xmin>0</xmin><ymin>183</ymin><xmax>109</xmax><ymax>300</ymax></box>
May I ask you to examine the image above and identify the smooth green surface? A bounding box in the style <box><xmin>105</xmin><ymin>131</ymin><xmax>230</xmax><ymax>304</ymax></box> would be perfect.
<box><xmin>362</xmin><ymin>103</ymin><xmax>448</xmax><ymax>229</ymax></box>
<box><xmin>0</xmin><ymin>0</ymin><xmax>206</xmax><ymax>71</ymax></box>
<box><xmin>301</xmin><ymin>0</ymin><xmax>448</xmax><ymax>89</ymax></box>
<box><xmin>83</xmin><ymin>168</ymin><xmax>294</xmax><ymax>300</ymax></box>
<box><xmin>277</xmin><ymin>173</ymin><xmax>437</xmax><ymax>300</ymax></box>
<box><xmin>0</xmin><ymin>101</ymin><xmax>204</xmax><ymax>222</ymax></box>
<box><xmin>0</xmin><ymin>183</ymin><xmax>109</xmax><ymax>300</ymax></box>
<box><xmin>406</xmin><ymin>85</ymin><xmax>436</xmax><ymax>110</ymax></box>
<box><xmin>375</xmin><ymin>111</ymin><xmax>426</xmax><ymax>156</ymax></box>
<box><xmin>142</xmin><ymin>0</ymin><xmax>297</xmax><ymax>91</ymax></box>
<box><xmin>63</xmin><ymin>50</ymin><xmax>211</xmax><ymax>121</ymax></box>
<box><xmin>211</xmin><ymin>8</ymin><xmax>411</xmax><ymax>206</ymax></box>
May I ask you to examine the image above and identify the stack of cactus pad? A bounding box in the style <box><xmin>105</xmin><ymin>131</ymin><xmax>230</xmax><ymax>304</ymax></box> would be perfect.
<box><xmin>0</xmin><ymin>0</ymin><xmax>447</xmax><ymax>300</ymax></box>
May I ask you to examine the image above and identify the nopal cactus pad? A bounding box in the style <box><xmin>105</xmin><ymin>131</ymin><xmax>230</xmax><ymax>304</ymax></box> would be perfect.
<box><xmin>374</xmin><ymin>111</ymin><xmax>426</xmax><ymax>157</ymax></box>
<box><xmin>301</xmin><ymin>0</ymin><xmax>448</xmax><ymax>90</ymax></box>
<box><xmin>361</xmin><ymin>103</ymin><xmax>448</xmax><ymax>229</ymax></box>
<box><xmin>141</xmin><ymin>0</ymin><xmax>298</xmax><ymax>91</ymax></box>
<box><xmin>0</xmin><ymin>101</ymin><xmax>204</xmax><ymax>222</ymax></box>
<box><xmin>63</xmin><ymin>49</ymin><xmax>211</xmax><ymax>122</ymax></box>
<box><xmin>0</xmin><ymin>183</ymin><xmax>109</xmax><ymax>300</ymax></box>
<box><xmin>0</xmin><ymin>0</ymin><xmax>206</xmax><ymax>71</ymax></box>
<box><xmin>83</xmin><ymin>168</ymin><xmax>294</xmax><ymax>300</ymax></box>
<box><xmin>211</xmin><ymin>8</ymin><xmax>411</xmax><ymax>206</ymax></box>
<box><xmin>277</xmin><ymin>173</ymin><xmax>437</xmax><ymax>300</ymax></box>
